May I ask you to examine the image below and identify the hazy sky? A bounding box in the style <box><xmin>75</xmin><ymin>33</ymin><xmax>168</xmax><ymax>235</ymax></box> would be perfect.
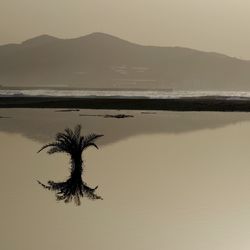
<box><xmin>1</xmin><ymin>0</ymin><xmax>250</xmax><ymax>59</ymax></box>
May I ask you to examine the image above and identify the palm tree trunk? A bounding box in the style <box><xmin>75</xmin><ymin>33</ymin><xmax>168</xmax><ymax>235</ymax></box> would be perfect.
<box><xmin>70</xmin><ymin>155</ymin><xmax>83</xmax><ymax>178</ymax></box>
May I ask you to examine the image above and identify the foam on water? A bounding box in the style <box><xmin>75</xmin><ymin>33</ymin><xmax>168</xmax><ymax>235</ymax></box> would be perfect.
<box><xmin>1</xmin><ymin>89</ymin><xmax>250</xmax><ymax>99</ymax></box>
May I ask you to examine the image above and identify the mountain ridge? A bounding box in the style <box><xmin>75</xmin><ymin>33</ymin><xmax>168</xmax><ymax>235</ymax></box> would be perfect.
<box><xmin>4</xmin><ymin>32</ymin><xmax>241</xmax><ymax>60</ymax></box>
<box><xmin>0</xmin><ymin>32</ymin><xmax>250</xmax><ymax>90</ymax></box>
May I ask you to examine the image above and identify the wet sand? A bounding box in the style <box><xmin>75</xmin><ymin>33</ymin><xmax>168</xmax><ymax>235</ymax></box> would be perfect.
<box><xmin>1</xmin><ymin>96</ymin><xmax>250</xmax><ymax>111</ymax></box>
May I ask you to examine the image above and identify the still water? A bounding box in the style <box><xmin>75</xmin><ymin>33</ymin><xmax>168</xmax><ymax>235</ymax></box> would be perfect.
<box><xmin>1</xmin><ymin>109</ymin><xmax>250</xmax><ymax>250</ymax></box>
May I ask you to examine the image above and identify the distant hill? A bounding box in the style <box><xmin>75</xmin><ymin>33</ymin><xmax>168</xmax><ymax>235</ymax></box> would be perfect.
<box><xmin>0</xmin><ymin>32</ymin><xmax>250</xmax><ymax>90</ymax></box>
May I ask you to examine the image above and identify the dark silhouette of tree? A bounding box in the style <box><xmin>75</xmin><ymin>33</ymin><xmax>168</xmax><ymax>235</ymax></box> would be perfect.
<box><xmin>37</xmin><ymin>124</ymin><xmax>103</xmax><ymax>205</ymax></box>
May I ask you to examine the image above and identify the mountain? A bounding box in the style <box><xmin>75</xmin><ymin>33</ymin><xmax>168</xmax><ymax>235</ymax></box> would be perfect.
<box><xmin>0</xmin><ymin>32</ymin><xmax>250</xmax><ymax>90</ymax></box>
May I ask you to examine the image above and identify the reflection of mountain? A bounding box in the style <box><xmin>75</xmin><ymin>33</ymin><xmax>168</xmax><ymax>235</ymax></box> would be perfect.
<box><xmin>0</xmin><ymin>109</ymin><xmax>249</xmax><ymax>145</ymax></box>
<box><xmin>2</xmin><ymin>32</ymin><xmax>250</xmax><ymax>90</ymax></box>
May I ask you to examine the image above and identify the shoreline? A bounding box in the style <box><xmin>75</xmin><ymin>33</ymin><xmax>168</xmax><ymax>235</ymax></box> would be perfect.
<box><xmin>1</xmin><ymin>96</ymin><xmax>250</xmax><ymax>112</ymax></box>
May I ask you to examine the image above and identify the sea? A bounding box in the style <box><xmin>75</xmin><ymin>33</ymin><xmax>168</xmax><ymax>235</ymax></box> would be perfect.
<box><xmin>1</xmin><ymin>88</ymin><xmax>250</xmax><ymax>249</ymax></box>
<box><xmin>1</xmin><ymin>89</ymin><xmax>250</xmax><ymax>99</ymax></box>
<box><xmin>1</xmin><ymin>108</ymin><xmax>250</xmax><ymax>250</ymax></box>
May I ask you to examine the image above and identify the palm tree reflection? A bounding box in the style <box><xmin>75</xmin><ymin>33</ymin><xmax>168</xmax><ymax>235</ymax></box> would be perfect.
<box><xmin>37</xmin><ymin>125</ymin><xmax>103</xmax><ymax>205</ymax></box>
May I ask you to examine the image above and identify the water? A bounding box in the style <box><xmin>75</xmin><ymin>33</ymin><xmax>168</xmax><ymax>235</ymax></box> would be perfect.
<box><xmin>1</xmin><ymin>109</ymin><xmax>250</xmax><ymax>250</ymax></box>
<box><xmin>1</xmin><ymin>89</ymin><xmax>250</xmax><ymax>99</ymax></box>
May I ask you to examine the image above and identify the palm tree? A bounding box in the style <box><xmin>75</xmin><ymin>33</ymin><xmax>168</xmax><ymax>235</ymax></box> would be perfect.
<box><xmin>37</xmin><ymin>124</ymin><xmax>103</xmax><ymax>205</ymax></box>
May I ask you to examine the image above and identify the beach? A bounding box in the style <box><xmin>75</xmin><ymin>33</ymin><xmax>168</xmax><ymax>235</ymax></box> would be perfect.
<box><xmin>1</xmin><ymin>96</ymin><xmax>250</xmax><ymax>111</ymax></box>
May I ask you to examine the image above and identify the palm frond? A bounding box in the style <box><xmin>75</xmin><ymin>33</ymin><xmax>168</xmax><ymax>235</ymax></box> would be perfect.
<box><xmin>56</xmin><ymin>138</ymin><xmax>75</xmax><ymax>153</ymax></box>
<box><xmin>83</xmin><ymin>142</ymin><xmax>99</xmax><ymax>150</ymax></box>
<box><xmin>55</xmin><ymin>132</ymin><xmax>74</xmax><ymax>145</ymax></box>
<box><xmin>64</xmin><ymin>127</ymin><xmax>74</xmax><ymax>140</ymax></box>
<box><xmin>81</xmin><ymin>134</ymin><xmax>103</xmax><ymax>150</ymax></box>
<box><xmin>37</xmin><ymin>180</ymin><xmax>51</xmax><ymax>190</ymax></box>
<box><xmin>47</xmin><ymin>146</ymin><xmax>67</xmax><ymax>154</ymax></box>
<box><xmin>73</xmin><ymin>124</ymin><xmax>82</xmax><ymax>143</ymax></box>
<box><xmin>38</xmin><ymin>142</ymin><xmax>69</xmax><ymax>154</ymax></box>
<box><xmin>37</xmin><ymin>143</ymin><xmax>59</xmax><ymax>153</ymax></box>
<box><xmin>38</xmin><ymin>177</ymin><xmax>103</xmax><ymax>205</ymax></box>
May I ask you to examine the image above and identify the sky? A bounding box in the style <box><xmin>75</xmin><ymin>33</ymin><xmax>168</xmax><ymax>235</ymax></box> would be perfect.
<box><xmin>0</xmin><ymin>0</ymin><xmax>250</xmax><ymax>59</ymax></box>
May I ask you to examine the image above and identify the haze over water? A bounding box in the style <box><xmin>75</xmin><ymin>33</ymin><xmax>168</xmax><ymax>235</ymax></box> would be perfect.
<box><xmin>1</xmin><ymin>109</ymin><xmax>250</xmax><ymax>249</ymax></box>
